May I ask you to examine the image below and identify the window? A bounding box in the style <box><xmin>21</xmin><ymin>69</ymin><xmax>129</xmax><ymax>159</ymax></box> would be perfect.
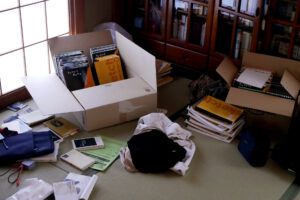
<box><xmin>0</xmin><ymin>0</ymin><xmax>85</xmax><ymax>109</ymax></box>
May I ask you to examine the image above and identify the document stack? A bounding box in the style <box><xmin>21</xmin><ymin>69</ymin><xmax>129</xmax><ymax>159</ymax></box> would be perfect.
<box><xmin>185</xmin><ymin>96</ymin><xmax>245</xmax><ymax>143</ymax></box>
<box><xmin>54</xmin><ymin>50</ymin><xmax>90</xmax><ymax>91</ymax></box>
<box><xmin>156</xmin><ymin>59</ymin><xmax>173</xmax><ymax>87</ymax></box>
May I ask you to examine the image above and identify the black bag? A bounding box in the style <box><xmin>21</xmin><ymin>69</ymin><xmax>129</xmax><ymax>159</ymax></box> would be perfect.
<box><xmin>272</xmin><ymin>133</ymin><xmax>300</xmax><ymax>173</ymax></box>
<box><xmin>128</xmin><ymin>129</ymin><xmax>186</xmax><ymax>173</ymax></box>
<box><xmin>238</xmin><ymin>127</ymin><xmax>270</xmax><ymax>167</ymax></box>
<box><xmin>0</xmin><ymin>131</ymin><xmax>55</xmax><ymax>163</ymax></box>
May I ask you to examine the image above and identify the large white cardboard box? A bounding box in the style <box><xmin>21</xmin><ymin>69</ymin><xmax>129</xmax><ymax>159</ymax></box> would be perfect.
<box><xmin>216</xmin><ymin>52</ymin><xmax>300</xmax><ymax>133</ymax></box>
<box><xmin>23</xmin><ymin>31</ymin><xmax>157</xmax><ymax>131</ymax></box>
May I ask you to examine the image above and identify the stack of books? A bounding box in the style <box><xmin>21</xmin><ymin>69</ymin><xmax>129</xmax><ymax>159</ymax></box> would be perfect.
<box><xmin>185</xmin><ymin>96</ymin><xmax>245</xmax><ymax>143</ymax></box>
<box><xmin>90</xmin><ymin>44</ymin><xmax>125</xmax><ymax>85</ymax></box>
<box><xmin>54</xmin><ymin>51</ymin><xmax>90</xmax><ymax>91</ymax></box>
<box><xmin>156</xmin><ymin>59</ymin><xmax>173</xmax><ymax>87</ymax></box>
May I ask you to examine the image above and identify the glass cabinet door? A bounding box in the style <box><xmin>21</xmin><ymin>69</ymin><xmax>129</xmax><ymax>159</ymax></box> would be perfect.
<box><xmin>172</xmin><ymin>0</ymin><xmax>189</xmax><ymax>41</ymax></box>
<box><xmin>220</xmin><ymin>0</ymin><xmax>236</xmax><ymax>10</ymax></box>
<box><xmin>233</xmin><ymin>17</ymin><xmax>254</xmax><ymax>59</ymax></box>
<box><xmin>292</xmin><ymin>29</ymin><xmax>300</xmax><ymax>60</ymax></box>
<box><xmin>215</xmin><ymin>11</ymin><xmax>234</xmax><ymax>55</ymax></box>
<box><xmin>274</xmin><ymin>0</ymin><xmax>297</xmax><ymax>22</ymax></box>
<box><xmin>147</xmin><ymin>0</ymin><xmax>163</xmax><ymax>34</ymax></box>
<box><xmin>269</xmin><ymin>23</ymin><xmax>292</xmax><ymax>57</ymax></box>
<box><xmin>239</xmin><ymin>0</ymin><xmax>259</xmax><ymax>16</ymax></box>
<box><xmin>133</xmin><ymin>0</ymin><xmax>146</xmax><ymax>30</ymax></box>
<box><xmin>189</xmin><ymin>3</ymin><xmax>208</xmax><ymax>47</ymax></box>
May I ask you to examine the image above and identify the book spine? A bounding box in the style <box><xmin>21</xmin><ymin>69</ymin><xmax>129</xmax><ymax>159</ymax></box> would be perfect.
<box><xmin>234</xmin><ymin>29</ymin><xmax>242</xmax><ymax>59</ymax></box>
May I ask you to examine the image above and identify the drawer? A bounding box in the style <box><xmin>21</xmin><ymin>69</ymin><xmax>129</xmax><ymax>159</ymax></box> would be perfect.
<box><xmin>166</xmin><ymin>44</ymin><xmax>207</xmax><ymax>70</ymax></box>
<box><xmin>134</xmin><ymin>35</ymin><xmax>165</xmax><ymax>58</ymax></box>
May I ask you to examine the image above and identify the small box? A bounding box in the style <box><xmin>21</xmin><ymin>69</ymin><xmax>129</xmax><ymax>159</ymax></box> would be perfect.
<box><xmin>216</xmin><ymin>52</ymin><xmax>300</xmax><ymax>133</ymax></box>
<box><xmin>94</xmin><ymin>54</ymin><xmax>124</xmax><ymax>84</ymax></box>
<box><xmin>22</xmin><ymin>31</ymin><xmax>157</xmax><ymax>131</ymax></box>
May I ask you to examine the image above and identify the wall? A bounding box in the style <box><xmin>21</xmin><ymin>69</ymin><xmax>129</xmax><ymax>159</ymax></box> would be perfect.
<box><xmin>85</xmin><ymin>0</ymin><xmax>112</xmax><ymax>32</ymax></box>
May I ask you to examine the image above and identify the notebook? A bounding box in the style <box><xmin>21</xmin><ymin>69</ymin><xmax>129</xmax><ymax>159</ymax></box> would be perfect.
<box><xmin>60</xmin><ymin>149</ymin><xmax>95</xmax><ymax>171</ymax></box>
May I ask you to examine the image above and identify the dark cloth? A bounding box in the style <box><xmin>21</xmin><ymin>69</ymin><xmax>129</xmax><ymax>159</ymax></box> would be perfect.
<box><xmin>128</xmin><ymin>129</ymin><xmax>186</xmax><ymax>173</ymax></box>
<box><xmin>0</xmin><ymin>128</ymin><xmax>18</xmax><ymax>137</ymax></box>
<box><xmin>188</xmin><ymin>74</ymin><xmax>228</xmax><ymax>103</ymax></box>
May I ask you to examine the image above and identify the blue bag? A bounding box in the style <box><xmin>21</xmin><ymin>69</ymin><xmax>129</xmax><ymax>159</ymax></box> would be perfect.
<box><xmin>238</xmin><ymin>128</ymin><xmax>270</xmax><ymax>167</ymax></box>
<box><xmin>0</xmin><ymin>131</ymin><xmax>54</xmax><ymax>163</ymax></box>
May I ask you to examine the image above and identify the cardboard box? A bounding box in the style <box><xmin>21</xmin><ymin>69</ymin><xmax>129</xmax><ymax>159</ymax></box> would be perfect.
<box><xmin>23</xmin><ymin>31</ymin><xmax>157</xmax><ymax>131</ymax></box>
<box><xmin>216</xmin><ymin>52</ymin><xmax>300</xmax><ymax>133</ymax></box>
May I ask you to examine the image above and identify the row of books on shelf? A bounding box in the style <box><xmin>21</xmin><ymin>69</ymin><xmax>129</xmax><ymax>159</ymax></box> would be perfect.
<box><xmin>185</xmin><ymin>96</ymin><xmax>245</xmax><ymax>143</ymax></box>
<box><xmin>234</xmin><ymin>29</ymin><xmax>252</xmax><ymax>59</ymax></box>
<box><xmin>54</xmin><ymin>44</ymin><xmax>125</xmax><ymax>91</ymax></box>
<box><xmin>173</xmin><ymin>15</ymin><xmax>187</xmax><ymax>41</ymax></box>
<box><xmin>192</xmin><ymin>5</ymin><xmax>208</xmax><ymax>17</ymax></box>
<box><xmin>292</xmin><ymin>45</ymin><xmax>300</xmax><ymax>60</ymax></box>
<box><xmin>240</xmin><ymin>0</ymin><xmax>258</xmax><ymax>16</ymax></box>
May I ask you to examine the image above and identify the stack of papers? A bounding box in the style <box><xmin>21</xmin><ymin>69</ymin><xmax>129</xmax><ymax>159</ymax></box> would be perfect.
<box><xmin>156</xmin><ymin>59</ymin><xmax>173</xmax><ymax>87</ymax></box>
<box><xmin>185</xmin><ymin>96</ymin><xmax>245</xmax><ymax>143</ymax></box>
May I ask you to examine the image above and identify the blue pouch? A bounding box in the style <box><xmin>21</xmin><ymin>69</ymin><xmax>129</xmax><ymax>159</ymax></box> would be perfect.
<box><xmin>0</xmin><ymin>131</ymin><xmax>54</xmax><ymax>163</ymax></box>
<box><xmin>238</xmin><ymin>128</ymin><xmax>270</xmax><ymax>167</ymax></box>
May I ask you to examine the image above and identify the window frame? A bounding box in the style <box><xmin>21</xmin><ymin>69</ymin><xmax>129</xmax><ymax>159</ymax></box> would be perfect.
<box><xmin>0</xmin><ymin>0</ymin><xmax>85</xmax><ymax>110</ymax></box>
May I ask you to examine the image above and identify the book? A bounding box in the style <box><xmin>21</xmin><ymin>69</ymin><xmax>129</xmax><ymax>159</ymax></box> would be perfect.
<box><xmin>195</xmin><ymin>96</ymin><xmax>244</xmax><ymax>124</ymax></box>
<box><xmin>64</xmin><ymin>173</ymin><xmax>98</xmax><ymax>200</ymax></box>
<box><xmin>1</xmin><ymin>119</ymin><xmax>32</xmax><ymax>134</ymax></box>
<box><xmin>236</xmin><ymin>67</ymin><xmax>273</xmax><ymax>89</ymax></box>
<box><xmin>94</xmin><ymin>54</ymin><xmax>124</xmax><ymax>85</ymax></box>
<box><xmin>18</xmin><ymin>110</ymin><xmax>54</xmax><ymax>125</ymax></box>
<box><xmin>43</xmin><ymin>118</ymin><xmax>80</xmax><ymax>138</ymax></box>
<box><xmin>60</xmin><ymin>149</ymin><xmax>96</xmax><ymax>171</ymax></box>
<box><xmin>234</xmin><ymin>29</ymin><xmax>242</xmax><ymax>59</ymax></box>
<box><xmin>185</xmin><ymin>99</ymin><xmax>245</xmax><ymax>143</ymax></box>
<box><xmin>32</xmin><ymin>142</ymin><xmax>60</xmax><ymax>162</ymax></box>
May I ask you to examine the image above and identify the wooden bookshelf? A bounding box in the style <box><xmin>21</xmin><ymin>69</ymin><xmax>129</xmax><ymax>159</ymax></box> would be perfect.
<box><xmin>263</xmin><ymin>0</ymin><xmax>300</xmax><ymax>61</ymax></box>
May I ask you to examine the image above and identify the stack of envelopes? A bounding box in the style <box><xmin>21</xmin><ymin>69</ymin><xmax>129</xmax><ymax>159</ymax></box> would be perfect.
<box><xmin>185</xmin><ymin>96</ymin><xmax>245</xmax><ymax>143</ymax></box>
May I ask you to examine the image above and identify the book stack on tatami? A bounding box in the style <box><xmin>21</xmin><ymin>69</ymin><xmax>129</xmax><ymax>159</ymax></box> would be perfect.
<box><xmin>185</xmin><ymin>96</ymin><xmax>245</xmax><ymax>143</ymax></box>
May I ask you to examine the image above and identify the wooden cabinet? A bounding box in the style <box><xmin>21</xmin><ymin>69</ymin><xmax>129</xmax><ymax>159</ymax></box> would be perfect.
<box><xmin>263</xmin><ymin>0</ymin><xmax>300</xmax><ymax>61</ymax></box>
<box><xmin>126</xmin><ymin>0</ymin><xmax>265</xmax><ymax>72</ymax></box>
<box><xmin>166</xmin><ymin>44</ymin><xmax>207</xmax><ymax>69</ymax></box>
<box><xmin>210</xmin><ymin>0</ymin><xmax>264</xmax><ymax>61</ymax></box>
<box><xmin>166</xmin><ymin>0</ymin><xmax>215</xmax><ymax>54</ymax></box>
<box><xmin>129</xmin><ymin>0</ymin><xmax>168</xmax><ymax>40</ymax></box>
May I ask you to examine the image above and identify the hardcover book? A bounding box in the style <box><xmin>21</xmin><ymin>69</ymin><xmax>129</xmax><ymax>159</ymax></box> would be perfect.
<box><xmin>43</xmin><ymin>118</ymin><xmax>80</xmax><ymax>138</ymax></box>
<box><xmin>195</xmin><ymin>95</ymin><xmax>244</xmax><ymax>124</ymax></box>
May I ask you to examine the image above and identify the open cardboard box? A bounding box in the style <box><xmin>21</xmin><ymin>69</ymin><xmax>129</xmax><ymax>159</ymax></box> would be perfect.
<box><xmin>22</xmin><ymin>31</ymin><xmax>157</xmax><ymax>131</ymax></box>
<box><xmin>216</xmin><ymin>52</ymin><xmax>300</xmax><ymax>133</ymax></box>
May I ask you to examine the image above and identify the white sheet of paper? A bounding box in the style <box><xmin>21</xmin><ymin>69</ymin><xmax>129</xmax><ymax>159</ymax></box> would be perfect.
<box><xmin>236</xmin><ymin>68</ymin><xmax>272</xmax><ymax>89</ymax></box>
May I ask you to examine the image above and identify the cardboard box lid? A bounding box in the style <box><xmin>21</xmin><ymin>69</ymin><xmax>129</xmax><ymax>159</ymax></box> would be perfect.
<box><xmin>22</xmin><ymin>74</ymin><xmax>84</xmax><ymax>115</ymax></box>
<box><xmin>116</xmin><ymin>32</ymin><xmax>157</xmax><ymax>91</ymax></box>
<box><xmin>48</xmin><ymin>30</ymin><xmax>113</xmax><ymax>58</ymax></box>
<box><xmin>73</xmin><ymin>77</ymin><xmax>156</xmax><ymax>110</ymax></box>
<box><xmin>216</xmin><ymin>57</ymin><xmax>239</xmax><ymax>87</ymax></box>
<box><xmin>226</xmin><ymin>87</ymin><xmax>295</xmax><ymax>117</ymax></box>
<box><xmin>280</xmin><ymin>69</ymin><xmax>300</xmax><ymax>99</ymax></box>
<box><xmin>242</xmin><ymin>52</ymin><xmax>300</xmax><ymax>78</ymax></box>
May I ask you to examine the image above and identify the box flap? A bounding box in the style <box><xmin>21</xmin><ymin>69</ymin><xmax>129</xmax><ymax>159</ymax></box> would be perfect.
<box><xmin>115</xmin><ymin>31</ymin><xmax>157</xmax><ymax>91</ymax></box>
<box><xmin>216</xmin><ymin>57</ymin><xmax>239</xmax><ymax>86</ymax></box>
<box><xmin>73</xmin><ymin>77</ymin><xmax>156</xmax><ymax>110</ymax></box>
<box><xmin>281</xmin><ymin>69</ymin><xmax>300</xmax><ymax>99</ymax></box>
<box><xmin>242</xmin><ymin>52</ymin><xmax>300</xmax><ymax>78</ymax></box>
<box><xmin>22</xmin><ymin>74</ymin><xmax>84</xmax><ymax>115</ymax></box>
<box><xmin>226</xmin><ymin>87</ymin><xmax>295</xmax><ymax>117</ymax></box>
<box><xmin>48</xmin><ymin>31</ymin><xmax>113</xmax><ymax>61</ymax></box>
